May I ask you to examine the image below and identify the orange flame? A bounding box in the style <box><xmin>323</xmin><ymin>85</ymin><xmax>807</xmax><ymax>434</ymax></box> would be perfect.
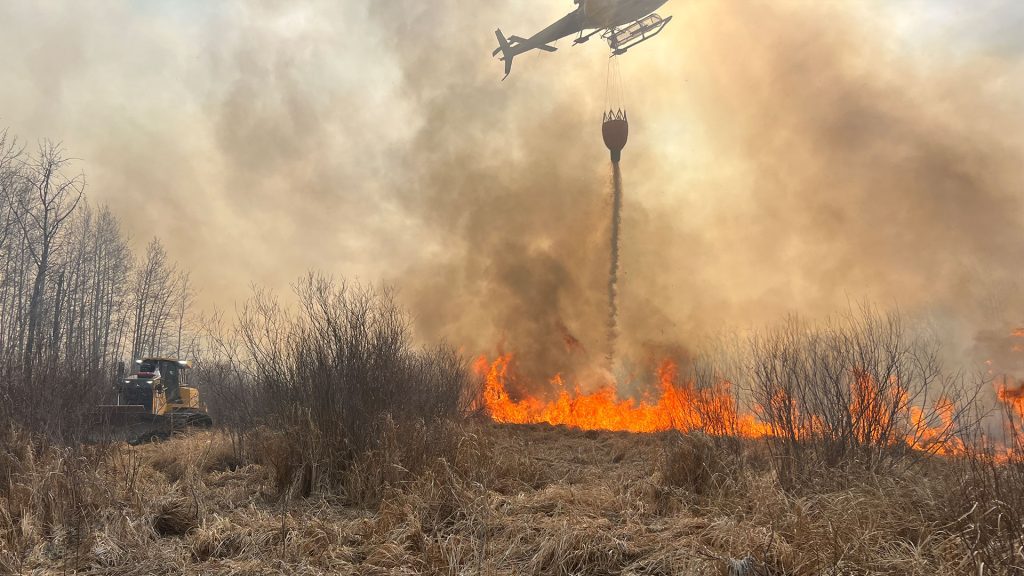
<box><xmin>476</xmin><ymin>354</ymin><xmax>769</xmax><ymax>436</ymax></box>
<box><xmin>908</xmin><ymin>397</ymin><xmax>963</xmax><ymax>454</ymax></box>
<box><xmin>997</xmin><ymin>379</ymin><xmax>1024</xmax><ymax>421</ymax></box>
<box><xmin>475</xmin><ymin>354</ymin><xmax>967</xmax><ymax>456</ymax></box>
<box><xmin>849</xmin><ymin>371</ymin><xmax>907</xmax><ymax>445</ymax></box>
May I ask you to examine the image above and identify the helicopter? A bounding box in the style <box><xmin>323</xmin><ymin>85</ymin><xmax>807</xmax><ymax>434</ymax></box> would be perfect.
<box><xmin>493</xmin><ymin>0</ymin><xmax>673</xmax><ymax>79</ymax></box>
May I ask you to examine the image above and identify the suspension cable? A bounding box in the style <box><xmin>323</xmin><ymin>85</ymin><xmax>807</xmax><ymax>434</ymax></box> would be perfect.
<box><xmin>604</xmin><ymin>54</ymin><xmax>627</xmax><ymax>114</ymax></box>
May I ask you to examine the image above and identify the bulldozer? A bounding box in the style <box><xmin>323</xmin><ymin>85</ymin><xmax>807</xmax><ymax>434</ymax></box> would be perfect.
<box><xmin>96</xmin><ymin>357</ymin><xmax>213</xmax><ymax>444</ymax></box>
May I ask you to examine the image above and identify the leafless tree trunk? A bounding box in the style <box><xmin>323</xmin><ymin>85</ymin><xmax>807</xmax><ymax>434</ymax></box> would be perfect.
<box><xmin>14</xmin><ymin>142</ymin><xmax>84</xmax><ymax>372</ymax></box>
<box><xmin>130</xmin><ymin>237</ymin><xmax>187</xmax><ymax>360</ymax></box>
<box><xmin>176</xmin><ymin>273</ymin><xmax>193</xmax><ymax>357</ymax></box>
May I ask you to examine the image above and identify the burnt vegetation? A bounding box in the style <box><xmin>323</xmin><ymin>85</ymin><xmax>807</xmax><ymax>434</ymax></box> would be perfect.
<box><xmin>1</xmin><ymin>128</ymin><xmax>1024</xmax><ymax>574</ymax></box>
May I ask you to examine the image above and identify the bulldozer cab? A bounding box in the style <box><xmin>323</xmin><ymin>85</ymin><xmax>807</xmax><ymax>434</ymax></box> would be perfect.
<box><xmin>151</xmin><ymin>359</ymin><xmax>182</xmax><ymax>402</ymax></box>
<box><xmin>123</xmin><ymin>358</ymin><xmax>196</xmax><ymax>414</ymax></box>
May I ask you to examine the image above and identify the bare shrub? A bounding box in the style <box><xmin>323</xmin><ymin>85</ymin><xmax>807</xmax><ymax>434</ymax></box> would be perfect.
<box><xmin>229</xmin><ymin>273</ymin><xmax>475</xmax><ymax>501</ymax></box>
<box><xmin>192</xmin><ymin>360</ymin><xmax>248</xmax><ymax>427</ymax></box>
<box><xmin>192</xmin><ymin>357</ymin><xmax>259</xmax><ymax>464</ymax></box>
<box><xmin>681</xmin><ymin>344</ymin><xmax>746</xmax><ymax>438</ymax></box>
<box><xmin>0</xmin><ymin>359</ymin><xmax>111</xmax><ymax>443</ymax></box>
<box><xmin>746</xmin><ymin>307</ymin><xmax>980</xmax><ymax>484</ymax></box>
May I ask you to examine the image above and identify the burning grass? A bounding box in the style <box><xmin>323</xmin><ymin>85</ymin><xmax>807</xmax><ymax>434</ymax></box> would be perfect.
<box><xmin>478</xmin><ymin>354</ymin><xmax>771</xmax><ymax>437</ymax></box>
<box><xmin>477</xmin><ymin>309</ymin><xmax>981</xmax><ymax>482</ymax></box>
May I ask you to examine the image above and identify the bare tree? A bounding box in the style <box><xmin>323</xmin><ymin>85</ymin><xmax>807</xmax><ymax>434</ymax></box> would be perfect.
<box><xmin>0</xmin><ymin>131</ymin><xmax>26</xmax><ymax>358</ymax></box>
<box><xmin>13</xmin><ymin>142</ymin><xmax>84</xmax><ymax>370</ymax></box>
<box><xmin>90</xmin><ymin>207</ymin><xmax>132</xmax><ymax>372</ymax></box>
<box><xmin>175</xmin><ymin>272</ymin><xmax>194</xmax><ymax>357</ymax></box>
<box><xmin>130</xmin><ymin>237</ymin><xmax>188</xmax><ymax>361</ymax></box>
<box><xmin>0</xmin><ymin>130</ymin><xmax>24</xmax><ymax>253</ymax></box>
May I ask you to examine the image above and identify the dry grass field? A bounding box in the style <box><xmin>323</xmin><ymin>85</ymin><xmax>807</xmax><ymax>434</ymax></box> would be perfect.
<box><xmin>3</xmin><ymin>421</ymin><xmax>1021</xmax><ymax>575</ymax></box>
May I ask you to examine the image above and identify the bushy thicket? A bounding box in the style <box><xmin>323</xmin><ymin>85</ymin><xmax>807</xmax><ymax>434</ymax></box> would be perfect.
<box><xmin>208</xmin><ymin>274</ymin><xmax>476</xmax><ymax>501</ymax></box>
<box><xmin>741</xmin><ymin>308</ymin><xmax>980</xmax><ymax>482</ymax></box>
<box><xmin>0</xmin><ymin>359</ymin><xmax>113</xmax><ymax>443</ymax></box>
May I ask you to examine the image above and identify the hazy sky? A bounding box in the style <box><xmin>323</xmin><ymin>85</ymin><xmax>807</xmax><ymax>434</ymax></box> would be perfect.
<box><xmin>1</xmin><ymin>0</ymin><xmax>1023</xmax><ymax>376</ymax></box>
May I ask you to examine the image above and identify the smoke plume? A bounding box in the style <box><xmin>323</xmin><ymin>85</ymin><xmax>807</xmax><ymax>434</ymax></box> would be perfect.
<box><xmin>1</xmin><ymin>1</ymin><xmax>1023</xmax><ymax>393</ymax></box>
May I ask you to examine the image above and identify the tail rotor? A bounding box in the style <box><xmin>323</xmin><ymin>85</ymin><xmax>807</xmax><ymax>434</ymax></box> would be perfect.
<box><xmin>493</xmin><ymin>29</ymin><xmax>515</xmax><ymax>80</ymax></box>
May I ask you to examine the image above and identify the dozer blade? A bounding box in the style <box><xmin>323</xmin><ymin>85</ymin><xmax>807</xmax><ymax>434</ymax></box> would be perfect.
<box><xmin>90</xmin><ymin>405</ymin><xmax>167</xmax><ymax>444</ymax></box>
<box><xmin>91</xmin><ymin>407</ymin><xmax>213</xmax><ymax>445</ymax></box>
<box><xmin>95</xmin><ymin>404</ymin><xmax>149</xmax><ymax>426</ymax></box>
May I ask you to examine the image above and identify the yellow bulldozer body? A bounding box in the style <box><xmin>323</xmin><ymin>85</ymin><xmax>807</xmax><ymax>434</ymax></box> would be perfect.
<box><xmin>96</xmin><ymin>357</ymin><xmax>212</xmax><ymax>443</ymax></box>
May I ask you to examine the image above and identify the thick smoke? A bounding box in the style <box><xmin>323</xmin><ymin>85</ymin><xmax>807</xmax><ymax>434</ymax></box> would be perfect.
<box><xmin>375</xmin><ymin>0</ymin><xmax>1024</xmax><ymax>393</ymax></box>
<box><xmin>657</xmin><ymin>1</ymin><xmax>1024</xmax><ymax>371</ymax></box>
<box><xmin>1</xmin><ymin>1</ymin><xmax>1023</xmax><ymax>394</ymax></box>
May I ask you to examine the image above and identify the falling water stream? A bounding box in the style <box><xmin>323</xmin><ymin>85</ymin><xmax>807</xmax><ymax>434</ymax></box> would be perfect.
<box><xmin>607</xmin><ymin>160</ymin><xmax>623</xmax><ymax>366</ymax></box>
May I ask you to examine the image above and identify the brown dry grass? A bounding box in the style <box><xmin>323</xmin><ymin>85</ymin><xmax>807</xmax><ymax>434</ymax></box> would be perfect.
<box><xmin>1</xmin><ymin>423</ymin><xmax>1022</xmax><ymax>575</ymax></box>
